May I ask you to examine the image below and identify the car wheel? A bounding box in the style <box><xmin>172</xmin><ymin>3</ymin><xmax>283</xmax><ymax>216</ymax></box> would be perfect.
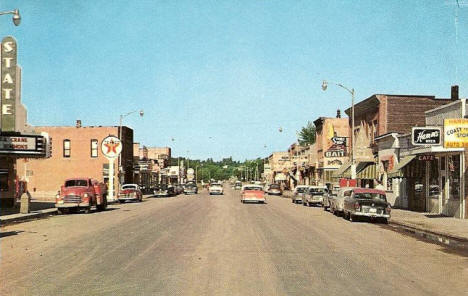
<box><xmin>83</xmin><ymin>207</ymin><xmax>91</xmax><ymax>214</ymax></box>
<box><xmin>381</xmin><ymin>218</ymin><xmax>388</xmax><ymax>224</ymax></box>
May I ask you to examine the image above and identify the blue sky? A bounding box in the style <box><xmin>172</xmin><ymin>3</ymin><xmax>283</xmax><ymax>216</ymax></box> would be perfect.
<box><xmin>2</xmin><ymin>0</ymin><xmax>468</xmax><ymax>160</ymax></box>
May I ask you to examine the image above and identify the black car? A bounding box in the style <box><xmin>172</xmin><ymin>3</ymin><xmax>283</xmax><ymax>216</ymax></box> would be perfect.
<box><xmin>153</xmin><ymin>184</ymin><xmax>176</xmax><ymax>197</ymax></box>
<box><xmin>184</xmin><ymin>183</ymin><xmax>198</xmax><ymax>194</ymax></box>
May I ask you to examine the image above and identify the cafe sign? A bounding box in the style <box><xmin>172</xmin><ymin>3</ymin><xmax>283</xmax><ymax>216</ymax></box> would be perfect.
<box><xmin>444</xmin><ymin>119</ymin><xmax>468</xmax><ymax>148</ymax></box>
<box><xmin>411</xmin><ymin>127</ymin><xmax>441</xmax><ymax>146</ymax></box>
<box><xmin>1</xmin><ymin>36</ymin><xmax>17</xmax><ymax>132</ymax></box>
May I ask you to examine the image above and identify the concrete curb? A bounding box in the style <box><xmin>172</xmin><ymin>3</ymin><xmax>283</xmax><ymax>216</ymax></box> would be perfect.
<box><xmin>0</xmin><ymin>208</ymin><xmax>58</xmax><ymax>226</ymax></box>
<box><xmin>389</xmin><ymin>219</ymin><xmax>468</xmax><ymax>249</ymax></box>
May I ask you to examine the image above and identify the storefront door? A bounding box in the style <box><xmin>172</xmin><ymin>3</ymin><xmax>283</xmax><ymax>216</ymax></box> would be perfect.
<box><xmin>440</xmin><ymin>154</ymin><xmax>462</xmax><ymax>217</ymax></box>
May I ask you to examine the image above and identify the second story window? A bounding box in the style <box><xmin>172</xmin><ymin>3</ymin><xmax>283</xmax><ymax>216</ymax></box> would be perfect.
<box><xmin>63</xmin><ymin>139</ymin><xmax>71</xmax><ymax>158</ymax></box>
<box><xmin>91</xmin><ymin>139</ymin><xmax>98</xmax><ymax>158</ymax></box>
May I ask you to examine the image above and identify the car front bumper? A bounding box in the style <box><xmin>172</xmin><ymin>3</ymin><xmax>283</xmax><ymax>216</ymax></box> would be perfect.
<box><xmin>56</xmin><ymin>202</ymin><xmax>89</xmax><ymax>208</ymax></box>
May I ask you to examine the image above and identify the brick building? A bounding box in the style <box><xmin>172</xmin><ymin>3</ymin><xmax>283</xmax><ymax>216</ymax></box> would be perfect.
<box><xmin>340</xmin><ymin>94</ymin><xmax>452</xmax><ymax>188</ymax></box>
<box><xmin>16</xmin><ymin>123</ymin><xmax>134</xmax><ymax>200</ymax></box>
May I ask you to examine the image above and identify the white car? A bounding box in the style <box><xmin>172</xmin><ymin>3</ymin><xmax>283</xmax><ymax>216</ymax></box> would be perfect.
<box><xmin>302</xmin><ymin>186</ymin><xmax>328</xmax><ymax>207</ymax></box>
<box><xmin>241</xmin><ymin>184</ymin><xmax>266</xmax><ymax>204</ymax></box>
<box><xmin>209</xmin><ymin>183</ymin><xmax>224</xmax><ymax>195</ymax></box>
<box><xmin>329</xmin><ymin>187</ymin><xmax>355</xmax><ymax>216</ymax></box>
<box><xmin>292</xmin><ymin>185</ymin><xmax>309</xmax><ymax>204</ymax></box>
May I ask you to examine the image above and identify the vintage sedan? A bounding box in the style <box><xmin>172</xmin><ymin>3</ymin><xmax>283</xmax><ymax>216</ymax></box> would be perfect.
<box><xmin>292</xmin><ymin>185</ymin><xmax>309</xmax><ymax>204</ymax></box>
<box><xmin>343</xmin><ymin>188</ymin><xmax>391</xmax><ymax>223</ymax></box>
<box><xmin>302</xmin><ymin>186</ymin><xmax>328</xmax><ymax>207</ymax></box>
<box><xmin>153</xmin><ymin>184</ymin><xmax>175</xmax><ymax>197</ymax></box>
<box><xmin>266</xmin><ymin>183</ymin><xmax>282</xmax><ymax>196</ymax></box>
<box><xmin>184</xmin><ymin>183</ymin><xmax>198</xmax><ymax>195</ymax></box>
<box><xmin>118</xmin><ymin>184</ymin><xmax>143</xmax><ymax>203</ymax></box>
<box><xmin>234</xmin><ymin>181</ymin><xmax>242</xmax><ymax>190</ymax></box>
<box><xmin>209</xmin><ymin>183</ymin><xmax>224</xmax><ymax>195</ymax></box>
<box><xmin>329</xmin><ymin>187</ymin><xmax>355</xmax><ymax>216</ymax></box>
<box><xmin>241</xmin><ymin>184</ymin><xmax>266</xmax><ymax>204</ymax></box>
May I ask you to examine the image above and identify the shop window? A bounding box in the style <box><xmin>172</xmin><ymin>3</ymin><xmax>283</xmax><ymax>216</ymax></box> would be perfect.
<box><xmin>91</xmin><ymin>139</ymin><xmax>98</xmax><ymax>158</ymax></box>
<box><xmin>63</xmin><ymin>140</ymin><xmax>71</xmax><ymax>158</ymax></box>
<box><xmin>429</xmin><ymin>157</ymin><xmax>440</xmax><ymax>198</ymax></box>
<box><xmin>448</xmin><ymin>155</ymin><xmax>460</xmax><ymax>199</ymax></box>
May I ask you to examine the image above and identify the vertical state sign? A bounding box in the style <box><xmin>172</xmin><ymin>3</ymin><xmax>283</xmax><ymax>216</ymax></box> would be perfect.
<box><xmin>1</xmin><ymin>36</ymin><xmax>17</xmax><ymax>132</ymax></box>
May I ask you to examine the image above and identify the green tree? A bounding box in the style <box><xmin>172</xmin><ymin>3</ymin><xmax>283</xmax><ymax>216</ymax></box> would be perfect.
<box><xmin>298</xmin><ymin>121</ymin><xmax>316</xmax><ymax>146</ymax></box>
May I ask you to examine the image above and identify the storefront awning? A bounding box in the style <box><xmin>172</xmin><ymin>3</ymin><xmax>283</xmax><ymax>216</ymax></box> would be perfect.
<box><xmin>333</xmin><ymin>161</ymin><xmax>352</xmax><ymax>178</ymax></box>
<box><xmin>388</xmin><ymin>155</ymin><xmax>416</xmax><ymax>178</ymax></box>
<box><xmin>356</xmin><ymin>162</ymin><xmax>377</xmax><ymax>180</ymax></box>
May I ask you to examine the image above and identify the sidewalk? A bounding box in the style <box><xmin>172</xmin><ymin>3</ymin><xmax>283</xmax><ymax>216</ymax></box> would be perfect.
<box><xmin>0</xmin><ymin>200</ymin><xmax>57</xmax><ymax>226</ymax></box>
<box><xmin>390</xmin><ymin>209</ymin><xmax>468</xmax><ymax>243</ymax></box>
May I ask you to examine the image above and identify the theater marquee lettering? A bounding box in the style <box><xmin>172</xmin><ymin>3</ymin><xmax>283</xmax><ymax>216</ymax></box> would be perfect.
<box><xmin>0</xmin><ymin>36</ymin><xmax>17</xmax><ymax>132</ymax></box>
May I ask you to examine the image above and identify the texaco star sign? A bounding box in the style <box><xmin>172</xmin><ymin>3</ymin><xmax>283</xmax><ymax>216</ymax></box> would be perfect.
<box><xmin>101</xmin><ymin>136</ymin><xmax>122</xmax><ymax>159</ymax></box>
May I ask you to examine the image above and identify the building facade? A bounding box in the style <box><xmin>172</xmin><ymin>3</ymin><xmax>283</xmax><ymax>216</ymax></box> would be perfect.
<box><xmin>16</xmin><ymin>124</ymin><xmax>134</xmax><ymax>200</ymax></box>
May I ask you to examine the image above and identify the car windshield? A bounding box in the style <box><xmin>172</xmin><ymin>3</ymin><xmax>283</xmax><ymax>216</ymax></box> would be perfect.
<box><xmin>211</xmin><ymin>183</ymin><xmax>221</xmax><ymax>186</ymax></box>
<box><xmin>269</xmin><ymin>184</ymin><xmax>280</xmax><ymax>189</ymax></box>
<box><xmin>354</xmin><ymin>193</ymin><xmax>387</xmax><ymax>202</ymax></box>
<box><xmin>296</xmin><ymin>187</ymin><xmax>308</xmax><ymax>193</ymax></box>
<box><xmin>244</xmin><ymin>186</ymin><xmax>262</xmax><ymax>191</ymax></box>
<box><xmin>122</xmin><ymin>185</ymin><xmax>137</xmax><ymax>190</ymax></box>
<box><xmin>65</xmin><ymin>180</ymin><xmax>88</xmax><ymax>187</ymax></box>
<box><xmin>309</xmin><ymin>188</ymin><xmax>325</xmax><ymax>195</ymax></box>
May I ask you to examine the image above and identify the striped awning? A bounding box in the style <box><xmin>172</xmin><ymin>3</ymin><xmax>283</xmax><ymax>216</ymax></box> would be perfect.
<box><xmin>356</xmin><ymin>162</ymin><xmax>377</xmax><ymax>180</ymax></box>
<box><xmin>388</xmin><ymin>155</ymin><xmax>416</xmax><ymax>178</ymax></box>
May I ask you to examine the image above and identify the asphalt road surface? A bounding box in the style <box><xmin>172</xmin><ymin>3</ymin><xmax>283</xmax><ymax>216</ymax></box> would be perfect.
<box><xmin>2</xmin><ymin>187</ymin><xmax>468</xmax><ymax>296</ymax></box>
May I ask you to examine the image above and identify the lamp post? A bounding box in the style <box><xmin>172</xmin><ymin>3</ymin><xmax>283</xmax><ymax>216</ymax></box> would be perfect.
<box><xmin>321</xmin><ymin>80</ymin><xmax>356</xmax><ymax>179</ymax></box>
<box><xmin>0</xmin><ymin>9</ymin><xmax>21</xmax><ymax>26</ymax></box>
<box><xmin>119</xmin><ymin>110</ymin><xmax>144</xmax><ymax>186</ymax></box>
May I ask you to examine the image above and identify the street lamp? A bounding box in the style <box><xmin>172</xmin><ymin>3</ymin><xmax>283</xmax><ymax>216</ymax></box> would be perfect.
<box><xmin>321</xmin><ymin>80</ymin><xmax>356</xmax><ymax>179</ymax></box>
<box><xmin>119</xmin><ymin>109</ymin><xmax>144</xmax><ymax>185</ymax></box>
<box><xmin>0</xmin><ymin>9</ymin><xmax>21</xmax><ymax>26</ymax></box>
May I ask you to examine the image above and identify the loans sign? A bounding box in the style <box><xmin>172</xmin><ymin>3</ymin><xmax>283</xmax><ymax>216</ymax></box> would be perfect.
<box><xmin>411</xmin><ymin>127</ymin><xmax>441</xmax><ymax>146</ymax></box>
<box><xmin>1</xmin><ymin>36</ymin><xmax>17</xmax><ymax>132</ymax></box>
<box><xmin>444</xmin><ymin>119</ymin><xmax>468</xmax><ymax>148</ymax></box>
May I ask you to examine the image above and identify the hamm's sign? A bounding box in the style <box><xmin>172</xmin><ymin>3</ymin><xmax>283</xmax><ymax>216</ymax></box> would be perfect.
<box><xmin>0</xmin><ymin>36</ymin><xmax>17</xmax><ymax>132</ymax></box>
<box><xmin>444</xmin><ymin>119</ymin><xmax>468</xmax><ymax>148</ymax></box>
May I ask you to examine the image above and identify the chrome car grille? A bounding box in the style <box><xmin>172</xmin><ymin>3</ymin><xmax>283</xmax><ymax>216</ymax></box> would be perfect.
<box><xmin>63</xmin><ymin>195</ymin><xmax>81</xmax><ymax>203</ymax></box>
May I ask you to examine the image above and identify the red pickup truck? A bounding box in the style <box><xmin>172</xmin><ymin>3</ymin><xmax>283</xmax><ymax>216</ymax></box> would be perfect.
<box><xmin>55</xmin><ymin>178</ymin><xmax>108</xmax><ymax>214</ymax></box>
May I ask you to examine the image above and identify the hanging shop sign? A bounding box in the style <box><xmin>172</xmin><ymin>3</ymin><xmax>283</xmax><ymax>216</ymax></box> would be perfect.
<box><xmin>412</xmin><ymin>127</ymin><xmax>441</xmax><ymax>146</ymax></box>
<box><xmin>1</xmin><ymin>36</ymin><xmax>17</xmax><ymax>132</ymax></box>
<box><xmin>331</xmin><ymin>137</ymin><xmax>347</xmax><ymax>146</ymax></box>
<box><xmin>325</xmin><ymin>143</ymin><xmax>347</xmax><ymax>158</ymax></box>
<box><xmin>444</xmin><ymin>119</ymin><xmax>468</xmax><ymax>148</ymax></box>
<box><xmin>0</xmin><ymin>134</ymin><xmax>46</xmax><ymax>156</ymax></box>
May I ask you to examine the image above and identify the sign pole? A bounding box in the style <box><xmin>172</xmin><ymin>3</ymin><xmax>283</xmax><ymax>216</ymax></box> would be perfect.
<box><xmin>101</xmin><ymin>135</ymin><xmax>122</xmax><ymax>203</ymax></box>
<box><xmin>108</xmin><ymin>158</ymin><xmax>115</xmax><ymax>202</ymax></box>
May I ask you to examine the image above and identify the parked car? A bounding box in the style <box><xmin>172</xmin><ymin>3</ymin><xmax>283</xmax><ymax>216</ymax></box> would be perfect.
<box><xmin>153</xmin><ymin>184</ymin><xmax>175</xmax><ymax>197</ymax></box>
<box><xmin>266</xmin><ymin>183</ymin><xmax>282</xmax><ymax>195</ymax></box>
<box><xmin>55</xmin><ymin>178</ymin><xmax>107</xmax><ymax>214</ymax></box>
<box><xmin>241</xmin><ymin>184</ymin><xmax>266</xmax><ymax>204</ymax></box>
<box><xmin>184</xmin><ymin>183</ymin><xmax>198</xmax><ymax>194</ymax></box>
<box><xmin>322</xmin><ymin>187</ymin><xmax>337</xmax><ymax>210</ymax></box>
<box><xmin>329</xmin><ymin>187</ymin><xmax>355</xmax><ymax>216</ymax></box>
<box><xmin>292</xmin><ymin>185</ymin><xmax>309</xmax><ymax>203</ymax></box>
<box><xmin>302</xmin><ymin>186</ymin><xmax>328</xmax><ymax>207</ymax></box>
<box><xmin>118</xmin><ymin>184</ymin><xmax>143</xmax><ymax>203</ymax></box>
<box><xmin>342</xmin><ymin>188</ymin><xmax>391</xmax><ymax>223</ymax></box>
<box><xmin>209</xmin><ymin>183</ymin><xmax>224</xmax><ymax>195</ymax></box>
<box><xmin>175</xmin><ymin>184</ymin><xmax>184</xmax><ymax>195</ymax></box>
<box><xmin>234</xmin><ymin>181</ymin><xmax>242</xmax><ymax>190</ymax></box>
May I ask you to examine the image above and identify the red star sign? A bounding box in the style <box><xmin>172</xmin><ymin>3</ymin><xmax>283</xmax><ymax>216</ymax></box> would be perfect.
<box><xmin>104</xmin><ymin>140</ymin><xmax>120</xmax><ymax>154</ymax></box>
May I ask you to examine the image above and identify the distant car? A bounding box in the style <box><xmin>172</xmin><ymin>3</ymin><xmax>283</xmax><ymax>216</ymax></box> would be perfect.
<box><xmin>292</xmin><ymin>185</ymin><xmax>309</xmax><ymax>204</ymax></box>
<box><xmin>184</xmin><ymin>183</ymin><xmax>198</xmax><ymax>195</ymax></box>
<box><xmin>329</xmin><ymin>187</ymin><xmax>355</xmax><ymax>216</ymax></box>
<box><xmin>322</xmin><ymin>187</ymin><xmax>336</xmax><ymax>210</ymax></box>
<box><xmin>153</xmin><ymin>184</ymin><xmax>175</xmax><ymax>197</ymax></box>
<box><xmin>118</xmin><ymin>184</ymin><xmax>143</xmax><ymax>203</ymax></box>
<box><xmin>302</xmin><ymin>186</ymin><xmax>328</xmax><ymax>207</ymax></box>
<box><xmin>209</xmin><ymin>183</ymin><xmax>224</xmax><ymax>195</ymax></box>
<box><xmin>266</xmin><ymin>184</ymin><xmax>282</xmax><ymax>195</ymax></box>
<box><xmin>174</xmin><ymin>184</ymin><xmax>184</xmax><ymax>195</ymax></box>
<box><xmin>241</xmin><ymin>184</ymin><xmax>266</xmax><ymax>204</ymax></box>
<box><xmin>234</xmin><ymin>181</ymin><xmax>242</xmax><ymax>190</ymax></box>
<box><xmin>343</xmin><ymin>188</ymin><xmax>391</xmax><ymax>223</ymax></box>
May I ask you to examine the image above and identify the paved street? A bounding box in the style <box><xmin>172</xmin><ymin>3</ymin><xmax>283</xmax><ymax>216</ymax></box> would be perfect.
<box><xmin>2</xmin><ymin>187</ymin><xmax>468</xmax><ymax>296</ymax></box>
